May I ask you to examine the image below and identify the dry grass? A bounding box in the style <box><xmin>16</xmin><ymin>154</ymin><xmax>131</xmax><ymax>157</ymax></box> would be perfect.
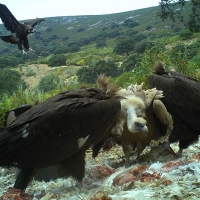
<box><xmin>16</xmin><ymin>64</ymin><xmax>82</xmax><ymax>88</ymax></box>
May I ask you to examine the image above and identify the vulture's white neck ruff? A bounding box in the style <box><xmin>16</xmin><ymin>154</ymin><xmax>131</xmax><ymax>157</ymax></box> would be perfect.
<box><xmin>120</xmin><ymin>95</ymin><xmax>146</xmax><ymax>133</ymax></box>
<box><xmin>126</xmin><ymin>106</ymin><xmax>138</xmax><ymax>133</ymax></box>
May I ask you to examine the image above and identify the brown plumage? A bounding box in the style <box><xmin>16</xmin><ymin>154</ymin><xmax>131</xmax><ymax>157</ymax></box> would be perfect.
<box><xmin>0</xmin><ymin>3</ymin><xmax>44</xmax><ymax>54</ymax></box>
<box><xmin>115</xmin><ymin>85</ymin><xmax>170</xmax><ymax>167</ymax></box>
<box><xmin>148</xmin><ymin>61</ymin><xmax>200</xmax><ymax>156</ymax></box>
<box><xmin>0</xmin><ymin>75</ymin><xmax>148</xmax><ymax>190</ymax></box>
<box><xmin>5</xmin><ymin>104</ymin><xmax>33</xmax><ymax>127</ymax></box>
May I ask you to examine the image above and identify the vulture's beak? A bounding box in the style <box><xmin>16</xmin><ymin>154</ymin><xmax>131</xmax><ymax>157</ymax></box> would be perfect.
<box><xmin>141</xmin><ymin>125</ymin><xmax>148</xmax><ymax>134</ymax></box>
<box><xmin>29</xmin><ymin>29</ymin><xmax>36</xmax><ymax>34</ymax></box>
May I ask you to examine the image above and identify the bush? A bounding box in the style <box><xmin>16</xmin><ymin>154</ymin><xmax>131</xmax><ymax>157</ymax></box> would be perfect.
<box><xmin>121</xmin><ymin>54</ymin><xmax>142</xmax><ymax>72</ymax></box>
<box><xmin>146</xmin><ymin>25</ymin><xmax>152</xmax><ymax>30</ymax></box>
<box><xmin>70</xmin><ymin>45</ymin><xmax>80</xmax><ymax>52</ymax></box>
<box><xmin>26</xmin><ymin>67</ymin><xmax>36</xmax><ymax>76</ymax></box>
<box><xmin>96</xmin><ymin>40</ymin><xmax>106</xmax><ymax>48</ymax></box>
<box><xmin>77</xmin><ymin>27</ymin><xmax>85</xmax><ymax>32</ymax></box>
<box><xmin>134</xmin><ymin>34</ymin><xmax>147</xmax><ymax>42</ymax></box>
<box><xmin>113</xmin><ymin>38</ymin><xmax>134</xmax><ymax>56</ymax></box>
<box><xmin>48</xmin><ymin>54</ymin><xmax>66</xmax><ymax>67</ymax></box>
<box><xmin>179</xmin><ymin>30</ymin><xmax>193</xmax><ymax>40</ymax></box>
<box><xmin>0</xmin><ymin>69</ymin><xmax>27</xmax><ymax>98</ymax></box>
<box><xmin>45</xmin><ymin>27</ymin><xmax>53</xmax><ymax>32</ymax></box>
<box><xmin>38</xmin><ymin>73</ymin><xmax>61</xmax><ymax>92</ymax></box>
<box><xmin>77</xmin><ymin>59</ymin><xmax>123</xmax><ymax>83</ymax></box>
<box><xmin>108</xmin><ymin>30</ymin><xmax>120</xmax><ymax>38</ymax></box>
<box><xmin>110</xmin><ymin>23</ymin><xmax>119</xmax><ymax>29</ymax></box>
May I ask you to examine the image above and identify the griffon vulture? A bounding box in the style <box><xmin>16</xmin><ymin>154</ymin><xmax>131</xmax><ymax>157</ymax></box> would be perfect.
<box><xmin>93</xmin><ymin>84</ymin><xmax>170</xmax><ymax>167</ymax></box>
<box><xmin>148</xmin><ymin>61</ymin><xmax>200</xmax><ymax>156</ymax></box>
<box><xmin>0</xmin><ymin>75</ymin><xmax>148</xmax><ymax>190</ymax></box>
<box><xmin>0</xmin><ymin>3</ymin><xmax>45</xmax><ymax>54</ymax></box>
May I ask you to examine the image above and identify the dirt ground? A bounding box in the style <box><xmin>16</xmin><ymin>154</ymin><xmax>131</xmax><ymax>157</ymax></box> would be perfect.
<box><xmin>17</xmin><ymin>64</ymin><xmax>82</xmax><ymax>88</ymax></box>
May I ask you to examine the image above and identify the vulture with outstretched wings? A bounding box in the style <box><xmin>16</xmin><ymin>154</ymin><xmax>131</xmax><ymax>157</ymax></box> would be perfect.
<box><xmin>0</xmin><ymin>75</ymin><xmax>148</xmax><ymax>190</ymax></box>
<box><xmin>0</xmin><ymin>3</ymin><xmax>45</xmax><ymax>54</ymax></box>
<box><xmin>148</xmin><ymin>61</ymin><xmax>200</xmax><ymax>156</ymax></box>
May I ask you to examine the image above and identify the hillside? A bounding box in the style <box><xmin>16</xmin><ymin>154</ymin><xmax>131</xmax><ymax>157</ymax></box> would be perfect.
<box><xmin>0</xmin><ymin>3</ymin><xmax>200</xmax><ymax>200</ymax></box>
<box><xmin>0</xmin><ymin>5</ymin><xmax>188</xmax><ymax>58</ymax></box>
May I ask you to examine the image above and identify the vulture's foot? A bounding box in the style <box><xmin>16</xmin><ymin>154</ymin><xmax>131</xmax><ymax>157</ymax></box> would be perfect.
<box><xmin>75</xmin><ymin>180</ymin><xmax>82</xmax><ymax>192</ymax></box>
<box><xmin>159</xmin><ymin>142</ymin><xmax>179</xmax><ymax>158</ymax></box>
<box><xmin>125</xmin><ymin>155</ymin><xmax>139</xmax><ymax>168</ymax></box>
<box><xmin>14</xmin><ymin>168</ymin><xmax>34</xmax><ymax>190</ymax></box>
<box><xmin>22</xmin><ymin>50</ymin><xmax>27</xmax><ymax>54</ymax></box>
<box><xmin>125</xmin><ymin>155</ymin><xmax>130</xmax><ymax>168</ymax></box>
<box><xmin>29</xmin><ymin>48</ymin><xmax>35</xmax><ymax>52</ymax></box>
<box><xmin>175</xmin><ymin>148</ymin><xmax>183</xmax><ymax>157</ymax></box>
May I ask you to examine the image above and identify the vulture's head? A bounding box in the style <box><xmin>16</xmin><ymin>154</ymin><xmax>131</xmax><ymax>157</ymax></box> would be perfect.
<box><xmin>132</xmin><ymin>117</ymin><xmax>148</xmax><ymax>134</ymax></box>
<box><xmin>120</xmin><ymin>95</ymin><xmax>148</xmax><ymax>134</ymax></box>
<box><xmin>25</xmin><ymin>25</ymin><xmax>35</xmax><ymax>35</ymax></box>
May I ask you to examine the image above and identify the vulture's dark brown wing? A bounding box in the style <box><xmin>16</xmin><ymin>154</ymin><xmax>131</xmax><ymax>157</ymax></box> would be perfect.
<box><xmin>23</xmin><ymin>18</ymin><xmax>45</xmax><ymax>27</ymax></box>
<box><xmin>0</xmin><ymin>4</ymin><xmax>21</xmax><ymax>33</ymax></box>
<box><xmin>0</xmin><ymin>88</ymin><xmax>121</xmax><ymax>169</ymax></box>
<box><xmin>0</xmin><ymin>35</ymin><xmax>17</xmax><ymax>44</ymax></box>
<box><xmin>148</xmin><ymin>73</ymin><xmax>200</xmax><ymax>130</ymax></box>
<box><xmin>163</xmin><ymin>70</ymin><xmax>198</xmax><ymax>82</ymax></box>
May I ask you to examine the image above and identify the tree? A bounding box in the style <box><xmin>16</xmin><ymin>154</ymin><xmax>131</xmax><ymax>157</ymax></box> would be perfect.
<box><xmin>70</xmin><ymin>44</ymin><xmax>80</xmax><ymax>52</ymax></box>
<box><xmin>108</xmin><ymin>30</ymin><xmax>120</xmax><ymax>38</ymax></box>
<box><xmin>48</xmin><ymin>54</ymin><xmax>66</xmax><ymax>67</ymax></box>
<box><xmin>146</xmin><ymin>25</ymin><xmax>152</xmax><ymax>30</ymax></box>
<box><xmin>0</xmin><ymin>69</ymin><xmax>27</xmax><ymax>98</ymax></box>
<box><xmin>113</xmin><ymin>38</ymin><xmax>134</xmax><ymax>56</ymax></box>
<box><xmin>77</xmin><ymin>27</ymin><xmax>85</xmax><ymax>32</ymax></box>
<box><xmin>179</xmin><ymin>30</ymin><xmax>193</xmax><ymax>39</ymax></box>
<box><xmin>38</xmin><ymin>73</ymin><xmax>60</xmax><ymax>92</ymax></box>
<box><xmin>0</xmin><ymin>58</ymin><xmax>9</xmax><ymax>68</ymax></box>
<box><xmin>157</xmin><ymin>0</ymin><xmax>200</xmax><ymax>32</ymax></box>
<box><xmin>45</xmin><ymin>27</ymin><xmax>53</xmax><ymax>32</ymax></box>
<box><xmin>121</xmin><ymin>54</ymin><xmax>142</xmax><ymax>72</ymax></box>
<box><xmin>76</xmin><ymin>60</ymin><xmax>123</xmax><ymax>83</ymax></box>
<box><xmin>133</xmin><ymin>33</ymin><xmax>147</xmax><ymax>42</ymax></box>
<box><xmin>96</xmin><ymin>40</ymin><xmax>106</xmax><ymax>48</ymax></box>
<box><xmin>110</xmin><ymin>23</ymin><xmax>119</xmax><ymax>29</ymax></box>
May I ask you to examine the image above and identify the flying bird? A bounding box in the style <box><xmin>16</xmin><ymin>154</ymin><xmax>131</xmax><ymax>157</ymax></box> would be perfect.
<box><xmin>148</xmin><ymin>61</ymin><xmax>200</xmax><ymax>157</ymax></box>
<box><xmin>0</xmin><ymin>3</ymin><xmax>45</xmax><ymax>54</ymax></box>
<box><xmin>0</xmin><ymin>75</ymin><xmax>147</xmax><ymax>190</ymax></box>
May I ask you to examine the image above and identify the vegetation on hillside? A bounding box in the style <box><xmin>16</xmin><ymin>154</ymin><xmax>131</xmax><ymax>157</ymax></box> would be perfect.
<box><xmin>0</xmin><ymin>2</ymin><xmax>200</xmax><ymax>126</ymax></box>
<box><xmin>157</xmin><ymin>0</ymin><xmax>200</xmax><ymax>32</ymax></box>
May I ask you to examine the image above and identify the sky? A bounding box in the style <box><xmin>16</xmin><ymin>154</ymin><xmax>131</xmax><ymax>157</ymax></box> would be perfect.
<box><xmin>0</xmin><ymin>0</ymin><xmax>161</xmax><ymax>21</ymax></box>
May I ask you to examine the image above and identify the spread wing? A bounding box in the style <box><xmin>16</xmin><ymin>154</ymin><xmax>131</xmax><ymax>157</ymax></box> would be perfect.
<box><xmin>0</xmin><ymin>4</ymin><xmax>21</xmax><ymax>33</ymax></box>
<box><xmin>0</xmin><ymin>89</ymin><xmax>121</xmax><ymax>169</ymax></box>
<box><xmin>0</xmin><ymin>35</ymin><xmax>18</xmax><ymax>44</ymax></box>
<box><xmin>23</xmin><ymin>18</ymin><xmax>45</xmax><ymax>28</ymax></box>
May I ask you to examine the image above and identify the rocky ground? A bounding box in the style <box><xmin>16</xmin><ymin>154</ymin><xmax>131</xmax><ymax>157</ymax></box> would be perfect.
<box><xmin>0</xmin><ymin>138</ymin><xmax>200</xmax><ymax>200</ymax></box>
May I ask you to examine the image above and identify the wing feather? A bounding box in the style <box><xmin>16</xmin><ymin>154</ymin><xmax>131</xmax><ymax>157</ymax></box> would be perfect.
<box><xmin>0</xmin><ymin>89</ymin><xmax>121</xmax><ymax>169</ymax></box>
<box><xmin>0</xmin><ymin>4</ymin><xmax>20</xmax><ymax>33</ymax></box>
<box><xmin>148</xmin><ymin>73</ymin><xmax>200</xmax><ymax>129</ymax></box>
<box><xmin>23</xmin><ymin>18</ymin><xmax>45</xmax><ymax>27</ymax></box>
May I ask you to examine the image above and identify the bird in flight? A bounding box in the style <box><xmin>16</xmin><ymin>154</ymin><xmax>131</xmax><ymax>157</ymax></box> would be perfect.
<box><xmin>0</xmin><ymin>3</ymin><xmax>45</xmax><ymax>54</ymax></box>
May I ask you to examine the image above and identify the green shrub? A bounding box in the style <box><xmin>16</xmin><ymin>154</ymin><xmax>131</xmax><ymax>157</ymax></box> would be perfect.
<box><xmin>0</xmin><ymin>69</ymin><xmax>27</xmax><ymax>99</ymax></box>
<box><xmin>38</xmin><ymin>73</ymin><xmax>61</xmax><ymax>92</ymax></box>
<box><xmin>48</xmin><ymin>54</ymin><xmax>66</xmax><ymax>67</ymax></box>
<box><xmin>26</xmin><ymin>67</ymin><xmax>36</xmax><ymax>76</ymax></box>
<box><xmin>77</xmin><ymin>59</ymin><xmax>123</xmax><ymax>83</ymax></box>
<box><xmin>179</xmin><ymin>30</ymin><xmax>193</xmax><ymax>40</ymax></box>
